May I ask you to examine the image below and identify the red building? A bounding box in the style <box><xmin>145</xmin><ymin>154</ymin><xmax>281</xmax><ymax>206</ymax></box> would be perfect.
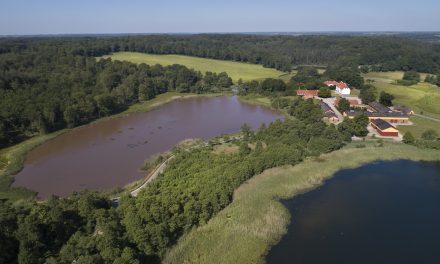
<box><xmin>371</xmin><ymin>119</ymin><xmax>399</xmax><ymax>137</ymax></box>
<box><xmin>296</xmin><ymin>89</ymin><xmax>319</xmax><ymax>99</ymax></box>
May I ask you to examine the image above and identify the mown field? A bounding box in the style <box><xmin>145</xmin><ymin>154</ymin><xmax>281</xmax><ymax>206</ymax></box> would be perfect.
<box><xmin>363</xmin><ymin>71</ymin><xmax>440</xmax><ymax>136</ymax></box>
<box><xmin>99</xmin><ymin>52</ymin><xmax>291</xmax><ymax>82</ymax></box>
<box><xmin>164</xmin><ymin>142</ymin><xmax>440</xmax><ymax>264</ymax></box>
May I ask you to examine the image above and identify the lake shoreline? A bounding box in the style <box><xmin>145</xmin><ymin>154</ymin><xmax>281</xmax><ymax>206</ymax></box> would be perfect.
<box><xmin>2</xmin><ymin>92</ymin><xmax>280</xmax><ymax>201</ymax></box>
<box><xmin>164</xmin><ymin>142</ymin><xmax>440</xmax><ymax>264</ymax></box>
<box><xmin>0</xmin><ymin>92</ymin><xmax>230</xmax><ymax>201</ymax></box>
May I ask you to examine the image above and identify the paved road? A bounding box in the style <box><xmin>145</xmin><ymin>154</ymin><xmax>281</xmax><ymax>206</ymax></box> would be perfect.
<box><xmin>321</xmin><ymin>97</ymin><xmax>344</xmax><ymax>124</ymax></box>
<box><xmin>111</xmin><ymin>155</ymin><xmax>175</xmax><ymax>204</ymax></box>
<box><xmin>414</xmin><ymin>113</ymin><xmax>440</xmax><ymax>123</ymax></box>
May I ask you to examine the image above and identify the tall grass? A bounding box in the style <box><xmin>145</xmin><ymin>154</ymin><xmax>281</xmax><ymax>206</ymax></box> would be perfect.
<box><xmin>164</xmin><ymin>142</ymin><xmax>440</xmax><ymax>264</ymax></box>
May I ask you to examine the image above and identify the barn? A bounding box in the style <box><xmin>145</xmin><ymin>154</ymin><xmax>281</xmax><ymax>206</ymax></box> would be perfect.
<box><xmin>371</xmin><ymin>119</ymin><xmax>399</xmax><ymax>137</ymax></box>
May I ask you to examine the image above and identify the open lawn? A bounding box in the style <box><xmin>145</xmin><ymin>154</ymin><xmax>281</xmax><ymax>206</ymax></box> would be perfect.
<box><xmin>164</xmin><ymin>142</ymin><xmax>440</xmax><ymax>264</ymax></box>
<box><xmin>99</xmin><ymin>52</ymin><xmax>290</xmax><ymax>82</ymax></box>
<box><xmin>397</xmin><ymin>116</ymin><xmax>440</xmax><ymax>138</ymax></box>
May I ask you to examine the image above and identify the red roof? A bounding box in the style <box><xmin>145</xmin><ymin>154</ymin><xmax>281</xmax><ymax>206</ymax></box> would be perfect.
<box><xmin>349</xmin><ymin>99</ymin><xmax>359</xmax><ymax>106</ymax></box>
<box><xmin>324</xmin><ymin>81</ymin><xmax>339</xmax><ymax>86</ymax></box>
<box><xmin>324</xmin><ymin>81</ymin><xmax>350</xmax><ymax>89</ymax></box>
<box><xmin>296</xmin><ymin>90</ymin><xmax>319</xmax><ymax>97</ymax></box>
<box><xmin>337</xmin><ymin>82</ymin><xmax>349</xmax><ymax>89</ymax></box>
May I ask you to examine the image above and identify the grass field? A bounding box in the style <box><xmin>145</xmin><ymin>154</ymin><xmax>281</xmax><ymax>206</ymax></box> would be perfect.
<box><xmin>164</xmin><ymin>142</ymin><xmax>440</xmax><ymax>264</ymax></box>
<box><xmin>99</xmin><ymin>52</ymin><xmax>290</xmax><ymax>82</ymax></box>
<box><xmin>363</xmin><ymin>71</ymin><xmax>440</xmax><ymax>136</ymax></box>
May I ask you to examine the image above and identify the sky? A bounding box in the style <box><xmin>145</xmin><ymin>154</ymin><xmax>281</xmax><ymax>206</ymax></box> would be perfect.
<box><xmin>1</xmin><ymin>0</ymin><xmax>439</xmax><ymax>35</ymax></box>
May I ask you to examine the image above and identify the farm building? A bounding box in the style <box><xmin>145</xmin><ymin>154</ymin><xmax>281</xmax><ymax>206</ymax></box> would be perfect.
<box><xmin>344</xmin><ymin>110</ymin><xmax>410</xmax><ymax>124</ymax></box>
<box><xmin>320</xmin><ymin>101</ymin><xmax>339</xmax><ymax>123</ymax></box>
<box><xmin>393</xmin><ymin>106</ymin><xmax>414</xmax><ymax>116</ymax></box>
<box><xmin>371</xmin><ymin>119</ymin><xmax>399</xmax><ymax>137</ymax></box>
<box><xmin>334</xmin><ymin>97</ymin><xmax>362</xmax><ymax>108</ymax></box>
<box><xmin>324</xmin><ymin>81</ymin><xmax>351</xmax><ymax>95</ymax></box>
<box><xmin>296</xmin><ymin>89</ymin><xmax>319</xmax><ymax>99</ymax></box>
<box><xmin>368</xmin><ymin>101</ymin><xmax>392</xmax><ymax>113</ymax></box>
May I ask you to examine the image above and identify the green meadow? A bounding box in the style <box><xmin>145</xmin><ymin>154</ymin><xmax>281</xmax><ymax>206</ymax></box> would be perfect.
<box><xmin>164</xmin><ymin>142</ymin><xmax>440</xmax><ymax>264</ymax></box>
<box><xmin>99</xmin><ymin>52</ymin><xmax>290</xmax><ymax>82</ymax></box>
<box><xmin>363</xmin><ymin>71</ymin><xmax>440</xmax><ymax>136</ymax></box>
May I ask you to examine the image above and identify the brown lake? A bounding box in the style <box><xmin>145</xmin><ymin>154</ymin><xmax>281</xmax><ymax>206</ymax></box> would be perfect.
<box><xmin>13</xmin><ymin>96</ymin><xmax>282</xmax><ymax>199</ymax></box>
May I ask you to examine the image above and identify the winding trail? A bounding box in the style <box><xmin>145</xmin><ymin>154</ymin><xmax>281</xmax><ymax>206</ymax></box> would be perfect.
<box><xmin>111</xmin><ymin>155</ymin><xmax>175</xmax><ymax>204</ymax></box>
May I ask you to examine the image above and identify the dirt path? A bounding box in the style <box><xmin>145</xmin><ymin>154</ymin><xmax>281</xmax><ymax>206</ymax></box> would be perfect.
<box><xmin>111</xmin><ymin>155</ymin><xmax>175</xmax><ymax>204</ymax></box>
<box><xmin>414</xmin><ymin>113</ymin><xmax>440</xmax><ymax>123</ymax></box>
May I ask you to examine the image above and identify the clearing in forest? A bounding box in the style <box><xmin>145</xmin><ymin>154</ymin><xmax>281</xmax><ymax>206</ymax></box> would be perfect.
<box><xmin>99</xmin><ymin>52</ymin><xmax>288</xmax><ymax>82</ymax></box>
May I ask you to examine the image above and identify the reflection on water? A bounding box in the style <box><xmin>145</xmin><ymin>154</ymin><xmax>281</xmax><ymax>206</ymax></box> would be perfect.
<box><xmin>13</xmin><ymin>96</ymin><xmax>282</xmax><ymax>199</ymax></box>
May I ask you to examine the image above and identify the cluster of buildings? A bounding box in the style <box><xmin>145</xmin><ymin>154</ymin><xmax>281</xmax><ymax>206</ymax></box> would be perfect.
<box><xmin>320</xmin><ymin>101</ymin><xmax>339</xmax><ymax>123</ymax></box>
<box><xmin>344</xmin><ymin>101</ymin><xmax>411</xmax><ymax>137</ymax></box>
<box><xmin>294</xmin><ymin>79</ymin><xmax>413</xmax><ymax>138</ymax></box>
<box><xmin>296</xmin><ymin>80</ymin><xmax>352</xmax><ymax>99</ymax></box>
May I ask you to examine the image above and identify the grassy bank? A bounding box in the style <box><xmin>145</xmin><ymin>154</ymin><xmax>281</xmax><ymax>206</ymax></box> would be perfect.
<box><xmin>164</xmin><ymin>142</ymin><xmax>440</xmax><ymax>264</ymax></box>
<box><xmin>99</xmin><ymin>52</ymin><xmax>289</xmax><ymax>82</ymax></box>
<box><xmin>0</xmin><ymin>131</ymin><xmax>66</xmax><ymax>201</ymax></box>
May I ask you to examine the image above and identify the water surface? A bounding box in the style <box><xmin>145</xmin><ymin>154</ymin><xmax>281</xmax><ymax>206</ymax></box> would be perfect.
<box><xmin>13</xmin><ymin>96</ymin><xmax>282</xmax><ymax>199</ymax></box>
<box><xmin>267</xmin><ymin>160</ymin><xmax>440</xmax><ymax>264</ymax></box>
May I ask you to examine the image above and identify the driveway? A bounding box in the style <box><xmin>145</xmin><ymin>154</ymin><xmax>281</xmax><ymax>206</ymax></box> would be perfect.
<box><xmin>320</xmin><ymin>97</ymin><xmax>344</xmax><ymax>124</ymax></box>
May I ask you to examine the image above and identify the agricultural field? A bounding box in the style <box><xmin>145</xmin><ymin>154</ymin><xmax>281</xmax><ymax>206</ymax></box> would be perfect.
<box><xmin>99</xmin><ymin>52</ymin><xmax>291</xmax><ymax>82</ymax></box>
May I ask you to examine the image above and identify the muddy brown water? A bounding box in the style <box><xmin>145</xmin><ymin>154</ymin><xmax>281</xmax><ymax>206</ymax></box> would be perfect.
<box><xmin>13</xmin><ymin>96</ymin><xmax>282</xmax><ymax>199</ymax></box>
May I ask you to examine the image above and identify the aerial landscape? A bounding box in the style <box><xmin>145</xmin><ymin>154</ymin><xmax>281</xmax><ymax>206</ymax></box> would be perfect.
<box><xmin>1</xmin><ymin>0</ymin><xmax>440</xmax><ymax>263</ymax></box>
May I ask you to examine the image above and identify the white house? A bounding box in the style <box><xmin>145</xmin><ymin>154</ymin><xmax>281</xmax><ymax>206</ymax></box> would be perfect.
<box><xmin>324</xmin><ymin>81</ymin><xmax>351</xmax><ymax>95</ymax></box>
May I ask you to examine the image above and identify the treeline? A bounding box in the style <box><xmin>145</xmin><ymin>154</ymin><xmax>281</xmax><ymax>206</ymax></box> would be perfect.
<box><xmin>1</xmin><ymin>34</ymin><xmax>440</xmax><ymax>73</ymax></box>
<box><xmin>0</xmin><ymin>49</ymin><xmax>232</xmax><ymax>147</ymax></box>
<box><xmin>0</xmin><ymin>98</ymin><xmax>348</xmax><ymax>263</ymax></box>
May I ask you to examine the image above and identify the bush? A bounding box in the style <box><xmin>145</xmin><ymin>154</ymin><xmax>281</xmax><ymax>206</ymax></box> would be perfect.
<box><xmin>403</xmin><ymin>132</ymin><xmax>415</xmax><ymax>144</ymax></box>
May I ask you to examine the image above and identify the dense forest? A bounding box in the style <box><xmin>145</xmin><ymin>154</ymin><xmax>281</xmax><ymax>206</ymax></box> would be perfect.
<box><xmin>1</xmin><ymin>34</ymin><xmax>440</xmax><ymax>146</ymax></box>
<box><xmin>2</xmin><ymin>34</ymin><xmax>440</xmax><ymax>73</ymax></box>
<box><xmin>1</xmin><ymin>98</ymin><xmax>351</xmax><ymax>263</ymax></box>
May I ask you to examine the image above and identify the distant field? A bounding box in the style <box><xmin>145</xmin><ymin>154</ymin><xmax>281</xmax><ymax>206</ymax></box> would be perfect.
<box><xmin>99</xmin><ymin>52</ymin><xmax>289</xmax><ymax>82</ymax></box>
<box><xmin>363</xmin><ymin>71</ymin><xmax>430</xmax><ymax>83</ymax></box>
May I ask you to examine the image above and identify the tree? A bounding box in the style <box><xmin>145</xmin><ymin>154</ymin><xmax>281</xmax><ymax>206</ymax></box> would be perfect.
<box><xmin>379</xmin><ymin>91</ymin><xmax>394</xmax><ymax>106</ymax></box>
<box><xmin>359</xmin><ymin>85</ymin><xmax>377</xmax><ymax>104</ymax></box>
<box><xmin>338</xmin><ymin>98</ymin><xmax>350</xmax><ymax>113</ymax></box>
<box><xmin>403</xmin><ymin>132</ymin><xmax>415</xmax><ymax>144</ymax></box>
<box><xmin>403</xmin><ymin>71</ymin><xmax>420</xmax><ymax>82</ymax></box>
<box><xmin>292</xmin><ymin>67</ymin><xmax>320</xmax><ymax>84</ymax></box>
<box><xmin>240</xmin><ymin>123</ymin><xmax>252</xmax><ymax>141</ymax></box>
<box><xmin>421</xmin><ymin>129</ymin><xmax>438</xmax><ymax>140</ymax></box>
<box><xmin>260</xmin><ymin>78</ymin><xmax>287</xmax><ymax>94</ymax></box>
<box><xmin>318</xmin><ymin>87</ymin><xmax>331</xmax><ymax>98</ymax></box>
<box><xmin>239</xmin><ymin>142</ymin><xmax>251</xmax><ymax>156</ymax></box>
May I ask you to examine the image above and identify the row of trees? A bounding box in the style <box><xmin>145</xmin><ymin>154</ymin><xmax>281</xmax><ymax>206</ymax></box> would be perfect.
<box><xmin>0</xmin><ymin>97</ymin><xmax>351</xmax><ymax>263</ymax></box>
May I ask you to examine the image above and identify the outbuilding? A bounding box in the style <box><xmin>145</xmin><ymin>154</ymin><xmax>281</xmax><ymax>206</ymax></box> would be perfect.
<box><xmin>371</xmin><ymin>119</ymin><xmax>399</xmax><ymax>137</ymax></box>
